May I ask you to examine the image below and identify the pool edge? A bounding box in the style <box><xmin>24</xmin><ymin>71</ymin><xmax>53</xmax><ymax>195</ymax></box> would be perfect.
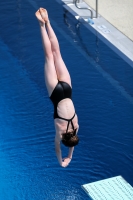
<box><xmin>56</xmin><ymin>0</ymin><xmax>133</xmax><ymax>68</ymax></box>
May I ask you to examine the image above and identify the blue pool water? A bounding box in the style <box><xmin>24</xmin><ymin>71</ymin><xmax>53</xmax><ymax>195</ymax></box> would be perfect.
<box><xmin>0</xmin><ymin>0</ymin><xmax>133</xmax><ymax>199</ymax></box>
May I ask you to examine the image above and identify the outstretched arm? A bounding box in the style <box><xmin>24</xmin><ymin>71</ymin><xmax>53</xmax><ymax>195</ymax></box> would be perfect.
<box><xmin>68</xmin><ymin>147</ymin><xmax>74</xmax><ymax>159</ymax></box>
<box><xmin>55</xmin><ymin>126</ymin><xmax>79</xmax><ymax>167</ymax></box>
<box><xmin>64</xmin><ymin>126</ymin><xmax>79</xmax><ymax>164</ymax></box>
<box><xmin>55</xmin><ymin>134</ymin><xmax>73</xmax><ymax>167</ymax></box>
<box><xmin>55</xmin><ymin>136</ymin><xmax>62</xmax><ymax>166</ymax></box>
<box><xmin>61</xmin><ymin>147</ymin><xmax>74</xmax><ymax>167</ymax></box>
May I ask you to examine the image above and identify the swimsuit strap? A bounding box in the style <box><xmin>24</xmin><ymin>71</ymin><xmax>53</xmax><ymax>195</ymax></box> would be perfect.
<box><xmin>57</xmin><ymin>113</ymin><xmax>75</xmax><ymax>121</ymax></box>
<box><xmin>58</xmin><ymin>113</ymin><xmax>76</xmax><ymax>133</ymax></box>
<box><xmin>66</xmin><ymin>120</ymin><xmax>75</xmax><ymax>133</ymax></box>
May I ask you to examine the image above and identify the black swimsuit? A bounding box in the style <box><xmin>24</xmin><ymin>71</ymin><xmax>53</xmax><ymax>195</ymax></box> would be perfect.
<box><xmin>50</xmin><ymin>81</ymin><xmax>75</xmax><ymax>133</ymax></box>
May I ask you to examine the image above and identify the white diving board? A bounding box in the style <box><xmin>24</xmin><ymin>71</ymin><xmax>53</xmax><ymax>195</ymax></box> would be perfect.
<box><xmin>81</xmin><ymin>176</ymin><xmax>133</xmax><ymax>200</ymax></box>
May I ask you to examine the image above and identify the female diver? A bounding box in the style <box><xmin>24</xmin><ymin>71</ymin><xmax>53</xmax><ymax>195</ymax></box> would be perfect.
<box><xmin>35</xmin><ymin>8</ymin><xmax>79</xmax><ymax>167</ymax></box>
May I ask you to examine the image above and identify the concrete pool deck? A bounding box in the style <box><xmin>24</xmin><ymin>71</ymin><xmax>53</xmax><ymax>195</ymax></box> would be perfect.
<box><xmin>58</xmin><ymin>0</ymin><xmax>133</xmax><ymax>67</ymax></box>
<box><xmin>84</xmin><ymin>0</ymin><xmax>133</xmax><ymax>42</ymax></box>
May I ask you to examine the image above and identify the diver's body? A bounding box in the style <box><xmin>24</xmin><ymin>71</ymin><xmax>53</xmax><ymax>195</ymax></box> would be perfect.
<box><xmin>35</xmin><ymin>8</ymin><xmax>79</xmax><ymax>167</ymax></box>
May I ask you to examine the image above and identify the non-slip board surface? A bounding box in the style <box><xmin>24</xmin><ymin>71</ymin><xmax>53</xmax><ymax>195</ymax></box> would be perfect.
<box><xmin>81</xmin><ymin>176</ymin><xmax>133</xmax><ymax>200</ymax></box>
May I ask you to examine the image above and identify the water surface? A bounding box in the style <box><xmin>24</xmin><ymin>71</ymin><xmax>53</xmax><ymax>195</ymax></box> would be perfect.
<box><xmin>0</xmin><ymin>0</ymin><xmax>133</xmax><ymax>199</ymax></box>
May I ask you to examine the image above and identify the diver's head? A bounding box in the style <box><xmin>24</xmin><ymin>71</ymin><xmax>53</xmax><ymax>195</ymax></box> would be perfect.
<box><xmin>61</xmin><ymin>129</ymin><xmax>79</xmax><ymax>147</ymax></box>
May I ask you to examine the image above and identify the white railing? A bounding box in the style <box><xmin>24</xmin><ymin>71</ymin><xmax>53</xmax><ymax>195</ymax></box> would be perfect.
<box><xmin>74</xmin><ymin>0</ymin><xmax>98</xmax><ymax>18</ymax></box>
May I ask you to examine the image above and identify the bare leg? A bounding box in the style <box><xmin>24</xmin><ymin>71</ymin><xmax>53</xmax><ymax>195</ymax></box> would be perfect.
<box><xmin>46</xmin><ymin>20</ymin><xmax>72</xmax><ymax>87</ymax></box>
<box><xmin>35</xmin><ymin>9</ymin><xmax>58</xmax><ymax>96</ymax></box>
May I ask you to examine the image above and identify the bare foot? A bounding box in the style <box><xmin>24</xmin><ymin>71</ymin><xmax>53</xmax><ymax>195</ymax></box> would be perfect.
<box><xmin>35</xmin><ymin>8</ymin><xmax>49</xmax><ymax>25</ymax></box>
<box><xmin>39</xmin><ymin>8</ymin><xmax>49</xmax><ymax>23</ymax></box>
<box><xmin>35</xmin><ymin>9</ymin><xmax>45</xmax><ymax>25</ymax></box>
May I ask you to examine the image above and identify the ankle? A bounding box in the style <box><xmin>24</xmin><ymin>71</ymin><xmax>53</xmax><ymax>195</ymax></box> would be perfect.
<box><xmin>39</xmin><ymin>21</ymin><xmax>45</xmax><ymax>27</ymax></box>
<box><xmin>45</xmin><ymin>20</ymin><xmax>50</xmax><ymax>26</ymax></box>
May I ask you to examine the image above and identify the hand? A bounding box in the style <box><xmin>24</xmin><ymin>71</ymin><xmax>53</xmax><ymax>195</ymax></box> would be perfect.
<box><xmin>61</xmin><ymin>157</ymin><xmax>71</xmax><ymax>168</ymax></box>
